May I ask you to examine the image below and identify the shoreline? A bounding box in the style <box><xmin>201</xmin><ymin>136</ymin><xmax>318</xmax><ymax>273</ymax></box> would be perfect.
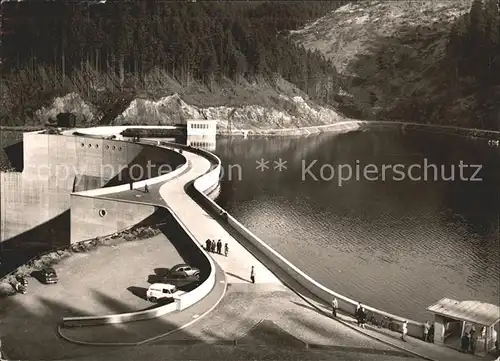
<box><xmin>3</xmin><ymin>120</ymin><xmax>500</xmax><ymax>140</ymax></box>
<box><xmin>217</xmin><ymin>119</ymin><xmax>500</xmax><ymax>139</ymax></box>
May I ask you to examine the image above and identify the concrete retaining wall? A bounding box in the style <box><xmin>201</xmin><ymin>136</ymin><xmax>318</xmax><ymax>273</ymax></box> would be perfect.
<box><xmin>63</xmin><ymin>301</ymin><xmax>178</xmax><ymax>327</ymax></box>
<box><xmin>63</xmin><ymin>202</ymin><xmax>217</xmax><ymax>327</ymax></box>
<box><xmin>70</xmin><ymin>196</ymin><xmax>157</xmax><ymax>243</ymax></box>
<box><xmin>1</xmin><ymin>132</ymin><xmax>185</xmax><ymax>243</ymax></box>
<box><xmin>69</xmin><ymin>140</ymin><xmax>188</xmax><ymax>243</ymax></box>
<box><xmin>62</xmin><ymin>138</ymin><xmax>218</xmax><ymax>327</ymax></box>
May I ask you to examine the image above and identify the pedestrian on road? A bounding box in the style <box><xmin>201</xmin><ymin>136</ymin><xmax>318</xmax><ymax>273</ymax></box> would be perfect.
<box><xmin>206</xmin><ymin>239</ymin><xmax>211</xmax><ymax>252</ymax></box>
<box><xmin>250</xmin><ymin>266</ymin><xmax>255</xmax><ymax>283</ymax></box>
<box><xmin>217</xmin><ymin>239</ymin><xmax>222</xmax><ymax>254</ymax></box>
<box><xmin>460</xmin><ymin>332</ymin><xmax>470</xmax><ymax>352</ymax></box>
<box><xmin>331</xmin><ymin>297</ymin><xmax>338</xmax><ymax>318</ymax></box>
<box><xmin>355</xmin><ymin>304</ymin><xmax>363</xmax><ymax>326</ymax></box>
<box><xmin>428</xmin><ymin>324</ymin><xmax>434</xmax><ymax>343</ymax></box>
<box><xmin>144</xmin><ymin>184</ymin><xmax>149</xmax><ymax>193</ymax></box>
<box><xmin>211</xmin><ymin>241</ymin><xmax>216</xmax><ymax>253</ymax></box>
<box><xmin>224</xmin><ymin>243</ymin><xmax>228</xmax><ymax>257</ymax></box>
<box><xmin>359</xmin><ymin>307</ymin><xmax>367</xmax><ymax>329</ymax></box>
<box><xmin>423</xmin><ymin>321</ymin><xmax>431</xmax><ymax>342</ymax></box>
<box><xmin>129</xmin><ymin>180</ymin><xmax>133</xmax><ymax>190</ymax></box>
<box><xmin>401</xmin><ymin>321</ymin><xmax>408</xmax><ymax>342</ymax></box>
<box><xmin>469</xmin><ymin>329</ymin><xmax>477</xmax><ymax>354</ymax></box>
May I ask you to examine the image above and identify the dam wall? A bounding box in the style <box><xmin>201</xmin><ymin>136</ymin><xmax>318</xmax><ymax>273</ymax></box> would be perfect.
<box><xmin>70</xmin><ymin>196</ymin><xmax>157</xmax><ymax>243</ymax></box>
<box><xmin>0</xmin><ymin>132</ymin><xmax>185</xmax><ymax>246</ymax></box>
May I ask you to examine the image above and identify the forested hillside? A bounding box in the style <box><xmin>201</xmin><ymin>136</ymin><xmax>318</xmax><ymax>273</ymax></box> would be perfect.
<box><xmin>291</xmin><ymin>0</ymin><xmax>500</xmax><ymax>130</ymax></box>
<box><xmin>0</xmin><ymin>1</ymin><xmax>350</xmax><ymax>126</ymax></box>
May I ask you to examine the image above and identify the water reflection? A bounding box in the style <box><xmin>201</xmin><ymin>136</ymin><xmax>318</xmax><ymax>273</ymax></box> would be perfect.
<box><xmin>215</xmin><ymin>130</ymin><xmax>500</xmax><ymax>321</ymax></box>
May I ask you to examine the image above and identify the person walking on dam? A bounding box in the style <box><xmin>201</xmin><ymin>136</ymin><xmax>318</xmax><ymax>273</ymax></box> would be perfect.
<box><xmin>224</xmin><ymin>243</ymin><xmax>228</xmax><ymax>257</ymax></box>
<box><xmin>331</xmin><ymin>297</ymin><xmax>338</xmax><ymax>318</ymax></box>
<box><xmin>250</xmin><ymin>266</ymin><xmax>255</xmax><ymax>283</ymax></box>
<box><xmin>401</xmin><ymin>321</ymin><xmax>408</xmax><ymax>342</ymax></box>
<box><xmin>460</xmin><ymin>332</ymin><xmax>470</xmax><ymax>352</ymax></box>
<box><xmin>206</xmin><ymin>239</ymin><xmax>211</xmax><ymax>252</ymax></box>
<box><xmin>469</xmin><ymin>329</ymin><xmax>477</xmax><ymax>354</ymax></box>
<box><xmin>211</xmin><ymin>240</ymin><xmax>216</xmax><ymax>253</ymax></box>
<box><xmin>355</xmin><ymin>304</ymin><xmax>363</xmax><ymax>326</ymax></box>
<box><xmin>217</xmin><ymin>239</ymin><xmax>222</xmax><ymax>254</ymax></box>
<box><xmin>144</xmin><ymin>183</ymin><xmax>149</xmax><ymax>193</ymax></box>
<box><xmin>423</xmin><ymin>321</ymin><xmax>431</xmax><ymax>342</ymax></box>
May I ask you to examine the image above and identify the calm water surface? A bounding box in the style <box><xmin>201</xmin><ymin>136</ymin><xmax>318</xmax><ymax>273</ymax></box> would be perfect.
<box><xmin>215</xmin><ymin>129</ymin><xmax>500</xmax><ymax>321</ymax></box>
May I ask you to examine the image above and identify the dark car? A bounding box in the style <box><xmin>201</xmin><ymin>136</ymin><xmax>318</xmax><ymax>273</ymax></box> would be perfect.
<box><xmin>169</xmin><ymin>264</ymin><xmax>200</xmax><ymax>278</ymax></box>
<box><xmin>164</xmin><ymin>264</ymin><xmax>200</xmax><ymax>287</ymax></box>
<box><xmin>40</xmin><ymin>267</ymin><xmax>58</xmax><ymax>284</ymax></box>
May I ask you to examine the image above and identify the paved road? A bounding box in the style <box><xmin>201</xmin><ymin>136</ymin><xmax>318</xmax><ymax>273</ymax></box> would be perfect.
<box><xmin>151</xmin><ymin>284</ymin><xmax>414</xmax><ymax>355</ymax></box>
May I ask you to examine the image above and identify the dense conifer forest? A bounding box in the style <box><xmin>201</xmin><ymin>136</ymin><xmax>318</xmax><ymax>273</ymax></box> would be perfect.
<box><xmin>1</xmin><ymin>0</ymin><xmax>498</xmax><ymax>129</ymax></box>
<box><xmin>448</xmin><ymin>0</ymin><xmax>500</xmax><ymax>87</ymax></box>
<box><xmin>0</xmin><ymin>1</ymin><xmax>350</xmax><ymax>126</ymax></box>
<box><xmin>442</xmin><ymin>0</ymin><xmax>500</xmax><ymax>130</ymax></box>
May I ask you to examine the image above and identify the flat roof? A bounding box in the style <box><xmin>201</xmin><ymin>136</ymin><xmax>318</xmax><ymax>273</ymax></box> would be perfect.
<box><xmin>427</xmin><ymin>298</ymin><xmax>500</xmax><ymax>326</ymax></box>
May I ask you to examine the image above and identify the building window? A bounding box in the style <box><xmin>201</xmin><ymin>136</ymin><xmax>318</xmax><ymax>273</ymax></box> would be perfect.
<box><xmin>118</xmin><ymin>147</ymin><xmax>122</xmax><ymax>151</ymax></box>
<box><xmin>81</xmin><ymin>143</ymin><xmax>85</xmax><ymax>147</ymax></box>
<box><xmin>106</xmin><ymin>145</ymin><xmax>109</xmax><ymax>149</ymax></box>
<box><xmin>88</xmin><ymin>144</ymin><xmax>92</xmax><ymax>148</ymax></box>
<box><xmin>95</xmin><ymin>144</ymin><xmax>99</xmax><ymax>148</ymax></box>
<box><xmin>112</xmin><ymin>146</ymin><xmax>116</xmax><ymax>150</ymax></box>
<box><xmin>98</xmin><ymin>209</ymin><xmax>106</xmax><ymax>217</ymax></box>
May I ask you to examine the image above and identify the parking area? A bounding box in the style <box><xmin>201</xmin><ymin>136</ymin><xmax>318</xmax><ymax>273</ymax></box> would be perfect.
<box><xmin>0</xmin><ymin>232</ymin><xmax>192</xmax><ymax>359</ymax></box>
<box><xmin>0</xmin><ymin>233</ymin><xmax>188</xmax><ymax>318</ymax></box>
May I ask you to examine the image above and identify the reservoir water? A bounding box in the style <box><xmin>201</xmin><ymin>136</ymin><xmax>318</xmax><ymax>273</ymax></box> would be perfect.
<box><xmin>214</xmin><ymin>129</ymin><xmax>500</xmax><ymax>321</ymax></box>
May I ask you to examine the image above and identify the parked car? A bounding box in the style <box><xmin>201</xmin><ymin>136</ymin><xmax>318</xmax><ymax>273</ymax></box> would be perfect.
<box><xmin>165</xmin><ymin>264</ymin><xmax>200</xmax><ymax>286</ymax></box>
<box><xmin>168</xmin><ymin>264</ymin><xmax>200</xmax><ymax>278</ymax></box>
<box><xmin>146</xmin><ymin>283</ymin><xmax>182</xmax><ymax>303</ymax></box>
<box><xmin>40</xmin><ymin>267</ymin><xmax>58</xmax><ymax>284</ymax></box>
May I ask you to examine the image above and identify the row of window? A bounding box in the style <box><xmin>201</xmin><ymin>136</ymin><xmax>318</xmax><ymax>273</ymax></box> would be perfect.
<box><xmin>190</xmin><ymin>123</ymin><xmax>211</xmax><ymax>129</ymax></box>
<box><xmin>190</xmin><ymin>141</ymin><xmax>214</xmax><ymax>147</ymax></box>
<box><xmin>80</xmin><ymin>143</ymin><xmax>122</xmax><ymax>151</ymax></box>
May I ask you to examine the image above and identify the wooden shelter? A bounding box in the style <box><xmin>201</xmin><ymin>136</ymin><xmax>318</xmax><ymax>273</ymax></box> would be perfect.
<box><xmin>427</xmin><ymin>298</ymin><xmax>500</xmax><ymax>354</ymax></box>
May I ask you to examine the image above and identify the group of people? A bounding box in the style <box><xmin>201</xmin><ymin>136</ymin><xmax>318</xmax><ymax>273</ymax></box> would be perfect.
<box><xmin>331</xmin><ymin>298</ymin><xmax>429</xmax><ymax>344</ymax></box>
<box><xmin>423</xmin><ymin>321</ymin><xmax>434</xmax><ymax>343</ymax></box>
<box><xmin>330</xmin><ymin>299</ymin><xmax>368</xmax><ymax>329</ymax></box>
<box><xmin>460</xmin><ymin>328</ymin><xmax>478</xmax><ymax>354</ymax></box>
<box><xmin>205</xmin><ymin>238</ymin><xmax>228</xmax><ymax>256</ymax></box>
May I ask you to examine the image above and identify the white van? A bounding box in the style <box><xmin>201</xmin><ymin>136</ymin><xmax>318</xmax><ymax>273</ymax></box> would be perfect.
<box><xmin>146</xmin><ymin>283</ymin><xmax>181</xmax><ymax>302</ymax></box>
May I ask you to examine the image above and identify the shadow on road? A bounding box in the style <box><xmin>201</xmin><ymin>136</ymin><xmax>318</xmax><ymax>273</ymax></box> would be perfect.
<box><xmin>226</xmin><ymin>272</ymin><xmax>250</xmax><ymax>283</ymax></box>
<box><xmin>127</xmin><ymin>286</ymin><xmax>148</xmax><ymax>301</ymax></box>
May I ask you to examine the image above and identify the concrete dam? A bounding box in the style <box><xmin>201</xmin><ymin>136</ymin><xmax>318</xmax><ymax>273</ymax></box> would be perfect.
<box><xmin>0</xmin><ymin>131</ymin><xmax>185</xmax><ymax>272</ymax></box>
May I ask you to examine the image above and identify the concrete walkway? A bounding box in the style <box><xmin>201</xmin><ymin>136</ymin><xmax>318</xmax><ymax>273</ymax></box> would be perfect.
<box><xmin>297</xmin><ymin>294</ymin><xmax>497</xmax><ymax>361</ymax></box>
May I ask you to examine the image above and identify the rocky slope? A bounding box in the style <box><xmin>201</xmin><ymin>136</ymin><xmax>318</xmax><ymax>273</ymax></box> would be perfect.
<box><xmin>34</xmin><ymin>77</ymin><xmax>347</xmax><ymax>131</ymax></box>
<box><xmin>290</xmin><ymin>0</ymin><xmax>499</xmax><ymax>129</ymax></box>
